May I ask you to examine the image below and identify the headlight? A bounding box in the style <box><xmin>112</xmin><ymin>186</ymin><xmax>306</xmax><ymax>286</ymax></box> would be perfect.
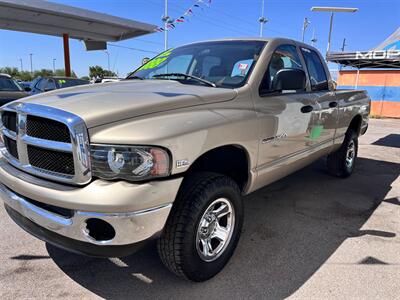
<box><xmin>90</xmin><ymin>145</ymin><xmax>171</xmax><ymax>181</ymax></box>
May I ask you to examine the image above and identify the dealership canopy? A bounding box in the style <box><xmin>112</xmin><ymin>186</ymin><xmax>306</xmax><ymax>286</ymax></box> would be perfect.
<box><xmin>327</xmin><ymin>27</ymin><xmax>400</xmax><ymax>68</ymax></box>
<box><xmin>0</xmin><ymin>0</ymin><xmax>158</xmax><ymax>75</ymax></box>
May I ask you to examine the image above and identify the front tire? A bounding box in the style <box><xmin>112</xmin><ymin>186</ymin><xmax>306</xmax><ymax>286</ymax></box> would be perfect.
<box><xmin>327</xmin><ymin>129</ymin><xmax>358</xmax><ymax>178</ymax></box>
<box><xmin>157</xmin><ymin>172</ymin><xmax>243</xmax><ymax>282</ymax></box>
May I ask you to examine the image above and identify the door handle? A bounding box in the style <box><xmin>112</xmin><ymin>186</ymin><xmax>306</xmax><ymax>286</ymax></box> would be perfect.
<box><xmin>301</xmin><ymin>105</ymin><xmax>313</xmax><ymax>113</ymax></box>
<box><xmin>329</xmin><ymin>101</ymin><xmax>338</xmax><ymax>108</ymax></box>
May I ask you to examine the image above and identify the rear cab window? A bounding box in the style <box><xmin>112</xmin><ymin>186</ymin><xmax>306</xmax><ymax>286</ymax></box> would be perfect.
<box><xmin>300</xmin><ymin>48</ymin><xmax>329</xmax><ymax>91</ymax></box>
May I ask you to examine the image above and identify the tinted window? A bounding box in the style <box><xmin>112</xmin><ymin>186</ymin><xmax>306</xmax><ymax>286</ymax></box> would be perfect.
<box><xmin>30</xmin><ymin>77</ymin><xmax>40</xmax><ymax>89</ymax></box>
<box><xmin>260</xmin><ymin>44</ymin><xmax>303</xmax><ymax>93</ymax></box>
<box><xmin>56</xmin><ymin>78</ymin><xmax>89</xmax><ymax>88</ymax></box>
<box><xmin>0</xmin><ymin>78</ymin><xmax>22</xmax><ymax>91</ymax></box>
<box><xmin>36</xmin><ymin>79</ymin><xmax>48</xmax><ymax>91</ymax></box>
<box><xmin>301</xmin><ymin>48</ymin><xmax>328</xmax><ymax>91</ymax></box>
<box><xmin>46</xmin><ymin>79</ymin><xmax>56</xmax><ymax>90</ymax></box>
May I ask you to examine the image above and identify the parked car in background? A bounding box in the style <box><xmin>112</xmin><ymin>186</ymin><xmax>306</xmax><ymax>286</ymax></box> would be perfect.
<box><xmin>29</xmin><ymin>76</ymin><xmax>89</xmax><ymax>95</ymax></box>
<box><xmin>0</xmin><ymin>73</ymin><xmax>30</xmax><ymax>106</ymax></box>
<box><xmin>18</xmin><ymin>81</ymin><xmax>32</xmax><ymax>90</ymax></box>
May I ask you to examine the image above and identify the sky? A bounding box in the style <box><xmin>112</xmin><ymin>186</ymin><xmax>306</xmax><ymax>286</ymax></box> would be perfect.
<box><xmin>0</xmin><ymin>0</ymin><xmax>399</xmax><ymax>78</ymax></box>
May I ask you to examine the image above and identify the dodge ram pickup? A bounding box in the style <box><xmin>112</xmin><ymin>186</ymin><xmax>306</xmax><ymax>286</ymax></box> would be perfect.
<box><xmin>0</xmin><ymin>38</ymin><xmax>370</xmax><ymax>282</ymax></box>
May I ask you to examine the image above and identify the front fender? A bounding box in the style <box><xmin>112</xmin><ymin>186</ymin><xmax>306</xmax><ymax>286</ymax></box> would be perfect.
<box><xmin>88</xmin><ymin>107</ymin><xmax>259</xmax><ymax>176</ymax></box>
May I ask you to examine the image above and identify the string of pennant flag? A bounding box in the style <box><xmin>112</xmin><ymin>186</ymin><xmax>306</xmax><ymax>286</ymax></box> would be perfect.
<box><xmin>156</xmin><ymin>0</ymin><xmax>212</xmax><ymax>32</ymax></box>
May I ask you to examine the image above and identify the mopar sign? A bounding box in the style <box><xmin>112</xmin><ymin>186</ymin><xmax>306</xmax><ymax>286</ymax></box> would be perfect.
<box><xmin>356</xmin><ymin>50</ymin><xmax>400</xmax><ymax>59</ymax></box>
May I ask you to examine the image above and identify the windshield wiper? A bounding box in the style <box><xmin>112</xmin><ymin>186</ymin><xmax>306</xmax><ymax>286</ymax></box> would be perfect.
<box><xmin>152</xmin><ymin>73</ymin><xmax>216</xmax><ymax>87</ymax></box>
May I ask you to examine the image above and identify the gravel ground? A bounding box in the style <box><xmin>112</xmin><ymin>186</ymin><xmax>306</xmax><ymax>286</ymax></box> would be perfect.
<box><xmin>0</xmin><ymin>118</ymin><xmax>399</xmax><ymax>299</ymax></box>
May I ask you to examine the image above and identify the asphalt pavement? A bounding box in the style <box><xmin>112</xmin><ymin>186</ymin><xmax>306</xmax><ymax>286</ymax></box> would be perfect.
<box><xmin>1</xmin><ymin>118</ymin><xmax>399</xmax><ymax>299</ymax></box>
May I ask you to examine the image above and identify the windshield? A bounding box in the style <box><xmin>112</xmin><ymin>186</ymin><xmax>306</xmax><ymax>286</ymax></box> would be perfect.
<box><xmin>0</xmin><ymin>77</ymin><xmax>23</xmax><ymax>92</ymax></box>
<box><xmin>56</xmin><ymin>78</ymin><xmax>89</xmax><ymax>88</ymax></box>
<box><xmin>128</xmin><ymin>40</ymin><xmax>266</xmax><ymax>88</ymax></box>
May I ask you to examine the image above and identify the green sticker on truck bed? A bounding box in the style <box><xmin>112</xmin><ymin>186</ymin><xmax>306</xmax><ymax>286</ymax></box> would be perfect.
<box><xmin>309</xmin><ymin>125</ymin><xmax>324</xmax><ymax>140</ymax></box>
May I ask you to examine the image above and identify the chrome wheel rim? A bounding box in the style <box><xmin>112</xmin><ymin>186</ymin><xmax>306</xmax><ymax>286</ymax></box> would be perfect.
<box><xmin>196</xmin><ymin>198</ymin><xmax>235</xmax><ymax>262</ymax></box>
<box><xmin>346</xmin><ymin>140</ymin><xmax>355</xmax><ymax>168</ymax></box>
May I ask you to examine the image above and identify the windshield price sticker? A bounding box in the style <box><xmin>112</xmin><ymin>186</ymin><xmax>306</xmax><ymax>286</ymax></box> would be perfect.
<box><xmin>238</xmin><ymin>63</ymin><xmax>249</xmax><ymax>70</ymax></box>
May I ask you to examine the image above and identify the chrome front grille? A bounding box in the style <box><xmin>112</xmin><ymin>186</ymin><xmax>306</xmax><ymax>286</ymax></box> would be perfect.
<box><xmin>26</xmin><ymin>115</ymin><xmax>71</xmax><ymax>142</ymax></box>
<box><xmin>2</xmin><ymin>111</ymin><xmax>17</xmax><ymax>132</ymax></box>
<box><xmin>4</xmin><ymin>136</ymin><xmax>18</xmax><ymax>159</ymax></box>
<box><xmin>0</xmin><ymin>103</ymin><xmax>91</xmax><ymax>185</ymax></box>
<box><xmin>27</xmin><ymin>145</ymin><xmax>75</xmax><ymax>175</ymax></box>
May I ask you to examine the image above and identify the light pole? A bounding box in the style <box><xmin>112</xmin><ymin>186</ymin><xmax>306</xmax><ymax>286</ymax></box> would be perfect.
<box><xmin>259</xmin><ymin>0</ymin><xmax>268</xmax><ymax>37</ymax></box>
<box><xmin>162</xmin><ymin>0</ymin><xmax>169</xmax><ymax>50</ymax></box>
<box><xmin>104</xmin><ymin>50</ymin><xmax>110</xmax><ymax>71</ymax></box>
<box><xmin>301</xmin><ymin>17</ymin><xmax>311</xmax><ymax>42</ymax></box>
<box><xmin>19</xmin><ymin>58</ymin><xmax>23</xmax><ymax>72</ymax></box>
<box><xmin>52</xmin><ymin>58</ymin><xmax>56</xmax><ymax>73</ymax></box>
<box><xmin>29</xmin><ymin>53</ymin><xmax>33</xmax><ymax>75</ymax></box>
<box><xmin>311</xmin><ymin>7</ymin><xmax>358</xmax><ymax>57</ymax></box>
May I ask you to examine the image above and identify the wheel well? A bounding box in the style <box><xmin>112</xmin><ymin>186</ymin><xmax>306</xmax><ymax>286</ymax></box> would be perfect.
<box><xmin>187</xmin><ymin>145</ymin><xmax>249</xmax><ymax>192</ymax></box>
<box><xmin>348</xmin><ymin>115</ymin><xmax>362</xmax><ymax>136</ymax></box>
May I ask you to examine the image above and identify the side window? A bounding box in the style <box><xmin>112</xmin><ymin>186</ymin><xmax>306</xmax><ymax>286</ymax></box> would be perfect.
<box><xmin>301</xmin><ymin>48</ymin><xmax>328</xmax><ymax>91</ymax></box>
<box><xmin>30</xmin><ymin>78</ymin><xmax>39</xmax><ymax>89</ymax></box>
<box><xmin>260</xmin><ymin>44</ymin><xmax>303</xmax><ymax>93</ymax></box>
<box><xmin>36</xmin><ymin>79</ymin><xmax>48</xmax><ymax>91</ymax></box>
<box><xmin>46</xmin><ymin>79</ymin><xmax>56</xmax><ymax>90</ymax></box>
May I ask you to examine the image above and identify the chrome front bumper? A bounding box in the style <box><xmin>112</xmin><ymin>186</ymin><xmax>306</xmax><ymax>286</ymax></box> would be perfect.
<box><xmin>1</xmin><ymin>183</ymin><xmax>172</xmax><ymax>246</ymax></box>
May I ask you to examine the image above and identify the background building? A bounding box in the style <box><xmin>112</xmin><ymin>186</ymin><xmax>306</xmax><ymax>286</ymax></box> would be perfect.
<box><xmin>330</xmin><ymin>27</ymin><xmax>400</xmax><ymax>118</ymax></box>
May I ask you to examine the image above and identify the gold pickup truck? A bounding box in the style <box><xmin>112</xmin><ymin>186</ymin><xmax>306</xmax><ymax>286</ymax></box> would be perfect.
<box><xmin>0</xmin><ymin>38</ymin><xmax>370</xmax><ymax>282</ymax></box>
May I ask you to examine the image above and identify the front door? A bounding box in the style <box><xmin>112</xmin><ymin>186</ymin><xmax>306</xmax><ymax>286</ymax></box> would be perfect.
<box><xmin>255</xmin><ymin>44</ymin><xmax>318</xmax><ymax>169</ymax></box>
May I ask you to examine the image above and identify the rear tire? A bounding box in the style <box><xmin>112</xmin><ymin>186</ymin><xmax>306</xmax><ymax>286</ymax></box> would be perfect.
<box><xmin>327</xmin><ymin>129</ymin><xmax>358</xmax><ymax>178</ymax></box>
<box><xmin>157</xmin><ymin>172</ymin><xmax>243</xmax><ymax>282</ymax></box>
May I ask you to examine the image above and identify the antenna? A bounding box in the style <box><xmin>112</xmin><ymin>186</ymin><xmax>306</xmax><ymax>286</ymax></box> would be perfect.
<box><xmin>341</xmin><ymin>38</ymin><xmax>347</xmax><ymax>52</ymax></box>
<box><xmin>311</xmin><ymin>28</ymin><xmax>317</xmax><ymax>46</ymax></box>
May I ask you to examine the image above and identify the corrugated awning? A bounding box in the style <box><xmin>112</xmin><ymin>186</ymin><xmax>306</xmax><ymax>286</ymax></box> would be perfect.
<box><xmin>327</xmin><ymin>51</ymin><xmax>400</xmax><ymax>69</ymax></box>
<box><xmin>328</xmin><ymin>27</ymin><xmax>400</xmax><ymax>69</ymax></box>
<box><xmin>0</xmin><ymin>0</ymin><xmax>157</xmax><ymax>42</ymax></box>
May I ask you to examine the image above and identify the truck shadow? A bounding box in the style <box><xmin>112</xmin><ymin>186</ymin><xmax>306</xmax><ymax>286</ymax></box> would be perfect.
<box><xmin>47</xmin><ymin>156</ymin><xmax>399</xmax><ymax>299</ymax></box>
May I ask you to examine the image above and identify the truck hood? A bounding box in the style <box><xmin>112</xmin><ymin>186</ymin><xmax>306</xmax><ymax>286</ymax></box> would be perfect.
<box><xmin>17</xmin><ymin>80</ymin><xmax>237</xmax><ymax>128</ymax></box>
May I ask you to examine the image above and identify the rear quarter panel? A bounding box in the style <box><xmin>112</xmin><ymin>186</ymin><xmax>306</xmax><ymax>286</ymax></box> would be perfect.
<box><xmin>334</xmin><ymin>89</ymin><xmax>370</xmax><ymax>143</ymax></box>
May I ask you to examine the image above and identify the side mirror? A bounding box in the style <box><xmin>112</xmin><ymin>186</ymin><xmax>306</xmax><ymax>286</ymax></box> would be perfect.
<box><xmin>24</xmin><ymin>87</ymin><xmax>32</xmax><ymax>92</ymax></box>
<box><xmin>272</xmin><ymin>69</ymin><xmax>306</xmax><ymax>92</ymax></box>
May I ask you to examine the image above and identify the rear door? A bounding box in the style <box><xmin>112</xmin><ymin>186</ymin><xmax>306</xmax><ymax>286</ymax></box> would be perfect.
<box><xmin>300</xmin><ymin>47</ymin><xmax>338</xmax><ymax>145</ymax></box>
